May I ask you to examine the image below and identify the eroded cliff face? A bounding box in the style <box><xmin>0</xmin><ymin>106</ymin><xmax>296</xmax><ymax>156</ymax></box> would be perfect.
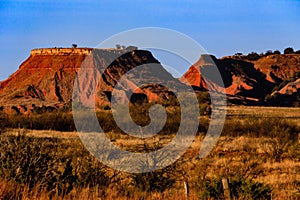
<box><xmin>74</xmin><ymin>49</ymin><xmax>182</xmax><ymax>109</ymax></box>
<box><xmin>180</xmin><ymin>55</ymin><xmax>275</xmax><ymax>104</ymax></box>
<box><xmin>180</xmin><ymin>54</ymin><xmax>300</xmax><ymax>105</ymax></box>
<box><xmin>0</xmin><ymin>51</ymin><xmax>88</xmax><ymax>110</ymax></box>
<box><xmin>0</xmin><ymin>48</ymin><xmax>182</xmax><ymax>114</ymax></box>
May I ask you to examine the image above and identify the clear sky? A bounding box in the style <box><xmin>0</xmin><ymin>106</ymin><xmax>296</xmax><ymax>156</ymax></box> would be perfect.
<box><xmin>1</xmin><ymin>0</ymin><xmax>300</xmax><ymax>81</ymax></box>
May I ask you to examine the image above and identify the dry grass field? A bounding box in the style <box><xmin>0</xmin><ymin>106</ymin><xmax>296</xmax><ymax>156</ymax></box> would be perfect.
<box><xmin>226</xmin><ymin>106</ymin><xmax>300</xmax><ymax>126</ymax></box>
<box><xmin>0</xmin><ymin>106</ymin><xmax>300</xmax><ymax>199</ymax></box>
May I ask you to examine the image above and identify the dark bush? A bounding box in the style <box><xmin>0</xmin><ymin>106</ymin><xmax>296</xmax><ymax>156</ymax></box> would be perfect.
<box><xmin>131</xmin><ymin>166</ymin><xmax>176</xmax><ymax>193</ymax></box>
<box><xmin>273</xmin><ymin>50</ymin><xmax>281</xmax><ymax>55</ymax></box>
<box><xmin>265</xmin><ymin>50</ymin><xmax>273</xmax><ymax>56</ymax></box>
<box><xmin>198</xmin><ymin>176</ymin><xmax>272</xmax><ymax>199</ymax></box>
<box><xmin>234</xmin><ymin>53</ymin><xmax>243</xmax><ymax>56</ymax></box>
<box><xmin>0</xmin><ymin>134</ymin><xmax>60</xmax><ymax>190</ymax></box>
<box><xmin>0</xmin><ymin>112</ymin><xmax>75</xmax><ymax>131</ymax></box>
<box><xmin>103</xmin><ymin>105</ymin><xmax>111</xmax><ymax>110</ymax></box>
<box><xmin>0</xmin><ymin>133</ymin><xmax>110</xmax><ymax>195</ymax></box>
<box><xmin>284</xmin><ymin>47</ymin><xmax>294</xmax><ymax>54</ymax></box>
<box><xmin>271</xmin><ymin>65</ymin><xmax>280</xmax><ymax>71</ymax></box>
<box><xmin>246</xmin><ymin>52</ymin><xmax>260</xmax><ymax>61</ymax></box>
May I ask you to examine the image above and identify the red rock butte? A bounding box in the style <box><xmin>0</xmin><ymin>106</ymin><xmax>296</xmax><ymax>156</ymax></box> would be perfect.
<box><xmin>0</xmin><ymin>47</ymin><xmax>183</xmax><ymax>114</ymax></box>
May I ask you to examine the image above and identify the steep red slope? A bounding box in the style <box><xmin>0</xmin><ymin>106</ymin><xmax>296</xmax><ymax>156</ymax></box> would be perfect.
<box><xmin>0</xmin><ymin>53</ymin><xmax>86</xmax><ymax>108</ymax></box>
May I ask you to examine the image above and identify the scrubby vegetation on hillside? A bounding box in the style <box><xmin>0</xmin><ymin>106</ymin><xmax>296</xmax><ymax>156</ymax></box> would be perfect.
<box><xmin>235</xmin><ymin>47</ymin><xmax>300</xmax><ymax>60</ymax></box>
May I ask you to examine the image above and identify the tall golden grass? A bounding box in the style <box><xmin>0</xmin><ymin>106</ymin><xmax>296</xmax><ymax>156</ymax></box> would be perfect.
<box><xmin>0</xmin><ymin>106</ymin><xmax>300</xmax><ymax>199</ymax></box>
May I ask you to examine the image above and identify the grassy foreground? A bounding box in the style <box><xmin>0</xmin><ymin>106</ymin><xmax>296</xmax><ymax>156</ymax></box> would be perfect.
<box><xmin>0</xmin><ymin>106</ymin><xmax>300</xmax><ymax>199</ymax></box>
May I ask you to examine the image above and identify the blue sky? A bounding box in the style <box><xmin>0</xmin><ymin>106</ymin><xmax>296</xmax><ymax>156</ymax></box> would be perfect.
<box><xmin>1</xmin><ymin>0</ymin><xmax>300</xmax><ymax>80</ymax></box>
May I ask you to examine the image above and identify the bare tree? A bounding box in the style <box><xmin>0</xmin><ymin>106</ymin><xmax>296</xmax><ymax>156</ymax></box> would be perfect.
<box><xmin>115</xmin><ymin>44</ymin><xmax>121</xmax><ymax>49</ymax></box>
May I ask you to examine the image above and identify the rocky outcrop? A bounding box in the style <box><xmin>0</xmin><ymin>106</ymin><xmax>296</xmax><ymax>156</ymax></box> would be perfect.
<box><xmin>74</xmin><ymin>49</ymin><xmax>183</xmax><ymax>108</ymax></box>
<box><xmin>277</xmin><ymin>78</ymin><xmax>300</xmax><ymax>95</ymax></box>
<box><xmin>265</xmin><ymin>78</ymin><xmax>300</xmax><ymax>106</ymax></box>
<box><xmin>30</xmin><ymin>48</ymin><xmax>93</xmax><ymax>56</ymax></box>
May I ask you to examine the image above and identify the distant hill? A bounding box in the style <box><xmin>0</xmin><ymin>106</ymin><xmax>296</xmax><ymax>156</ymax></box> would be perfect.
<box><xmin>180</xmin><ymin>53</ymin><xmax>300</xmax><ymax>106</ymax></box>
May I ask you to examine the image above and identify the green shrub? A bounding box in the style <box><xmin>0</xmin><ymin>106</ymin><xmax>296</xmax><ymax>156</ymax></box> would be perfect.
<box><xmin>230</xmin><ymin>176</ymin><xmax>271</xmax><ymax>199</ymax></box>
<box><xmin>198</xmin><ymin>176</ymin><xmax>272</xmax><ymax>199</ymax></box>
